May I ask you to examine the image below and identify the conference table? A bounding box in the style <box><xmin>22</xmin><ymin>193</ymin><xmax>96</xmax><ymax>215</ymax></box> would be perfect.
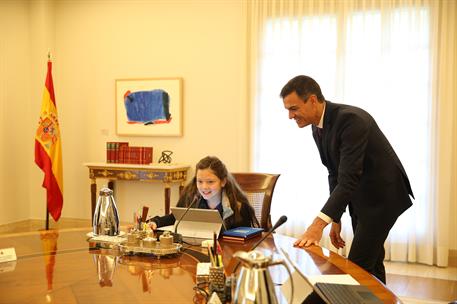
<box><xmin>0</xmin><ymin>228</ymin><xmax>401</xmax><ymax>303</ymax></box>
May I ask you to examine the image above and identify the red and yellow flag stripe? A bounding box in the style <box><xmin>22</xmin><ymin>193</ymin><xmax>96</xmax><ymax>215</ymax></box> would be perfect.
<box><xmin>35</xmin><ymin>60</ymin><xmax>63</xmax><ymax>221</ymax></box>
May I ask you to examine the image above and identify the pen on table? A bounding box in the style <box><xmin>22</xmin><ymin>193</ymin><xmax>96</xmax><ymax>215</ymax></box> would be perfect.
<box><xmin>214</xmin><ymin>239</ymin><xmax>222</xmax><ymax>267</ymax></box>
<box><xmin>217</xmin><ymin>252</ymin><xmax>223</xmax><ymax>267</ymax></box>
<box><xmin>207</xmin><ymin>244</ymin><xmax>215</xmax><ymax>266</ymax></box>
<box><xmin>215</xmin><ymin>251</ymin><xmax>219</xmax><ymax>267</ymax></box>
<box><xmin>216</xmin><ymin>241</ymin><xmax>222</xmax><ymax>254</ymax></box>
<box><xmin>213</xmin><ymin>232</ymin><xmax>219</xmax><ymax>266</ymax></box>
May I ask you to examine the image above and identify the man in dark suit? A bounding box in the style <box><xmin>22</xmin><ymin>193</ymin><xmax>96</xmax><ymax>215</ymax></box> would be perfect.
<box><xmin>280</xmin><ymin>75</ymin><xmax>414</xmax><ymax>283</ymax></box>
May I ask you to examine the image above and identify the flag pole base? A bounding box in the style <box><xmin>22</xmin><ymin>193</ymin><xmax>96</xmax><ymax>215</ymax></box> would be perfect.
<box><xmin>46</xmin><ymin>207</ymin><xmax>49</xmax><ymax>230</ymax></box>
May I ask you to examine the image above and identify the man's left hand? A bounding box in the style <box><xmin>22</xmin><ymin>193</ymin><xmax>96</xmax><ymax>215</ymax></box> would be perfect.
<box><xmin>294</xmin><ymin>217</ymin><xmax>328</xmax><ymax>247</ymax></box>
<box><xmin>329</xmin><ymin>222</ymin><xmax>345</xmax><ymax>249</ymax></box>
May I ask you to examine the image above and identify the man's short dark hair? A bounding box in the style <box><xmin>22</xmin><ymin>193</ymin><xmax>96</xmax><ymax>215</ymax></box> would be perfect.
<box><xmin>280</xmin><ymin>75</ymin><xmax>325</xmax><ymax>102</ymax></box>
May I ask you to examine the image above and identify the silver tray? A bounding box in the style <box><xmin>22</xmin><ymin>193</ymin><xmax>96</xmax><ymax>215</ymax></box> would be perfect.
<box><xmin>119</xmin><ymin>243</ymin><xmax>182</xmax><ymax>257</ymax></box>
<box><xmin>86</xmin><ymin>232</ymin><xmax>127</xmax><ymax>249</ymax></box>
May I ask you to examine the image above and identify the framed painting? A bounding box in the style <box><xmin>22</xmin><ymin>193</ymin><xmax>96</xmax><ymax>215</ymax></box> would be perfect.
<box><xmin>115</xmin><ymin>78</ymin><xmax>182</xmax><ymax>136</ymax></box>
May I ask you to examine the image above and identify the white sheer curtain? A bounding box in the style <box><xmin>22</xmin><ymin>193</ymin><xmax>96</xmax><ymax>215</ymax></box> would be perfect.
<box><xmin>248</xmin><ymin>0</ymin><xmax>456</xmax><ymax>267</ymax></box>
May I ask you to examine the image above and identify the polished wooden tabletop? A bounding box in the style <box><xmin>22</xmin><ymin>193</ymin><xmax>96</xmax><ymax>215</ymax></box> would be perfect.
<box><xmin>0</xmin><ymin>228</ymin><xmax>401</xmax><ymax>303</ymax></box>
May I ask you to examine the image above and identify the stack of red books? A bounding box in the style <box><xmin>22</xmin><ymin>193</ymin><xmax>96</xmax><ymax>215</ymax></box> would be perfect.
<box><xmin>106</xmin><ymin>142</ymin><xmax>128</xmax><ymax>163</ymax></box>
<box><xmin>106</xmin><ymin>142</ymin><xmax>152</xmax><ymax>165</ymax></box>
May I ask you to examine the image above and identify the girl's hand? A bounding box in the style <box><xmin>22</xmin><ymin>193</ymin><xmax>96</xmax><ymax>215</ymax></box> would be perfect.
<box><xmin>149</xmin><ymin>221</ymin><xmax>157</xmax><ymax>230</ymax></box>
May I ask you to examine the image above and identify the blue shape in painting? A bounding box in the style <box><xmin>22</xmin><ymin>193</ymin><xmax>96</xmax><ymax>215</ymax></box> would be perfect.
<box><xmin>124</xmin><ymin>89</ymin><xmax>171</xmax><ymax>125</ymax></box>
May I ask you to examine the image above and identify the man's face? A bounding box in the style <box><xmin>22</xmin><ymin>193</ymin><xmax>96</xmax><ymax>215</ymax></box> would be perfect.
<box><xmin>283</xmin><ymin>91</ymin><xmax>319</xmax><ymax>128</ymax></box>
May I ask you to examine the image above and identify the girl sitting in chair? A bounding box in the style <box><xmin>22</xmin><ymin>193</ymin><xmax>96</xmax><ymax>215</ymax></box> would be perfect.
<box><xmin>148</xmin><ymin>156</ymin><xmax>259</xmax><ymax>230</ymax></box>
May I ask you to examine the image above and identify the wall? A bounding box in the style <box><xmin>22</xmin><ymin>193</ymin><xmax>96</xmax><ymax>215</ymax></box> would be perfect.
<box><xmin>0</xmin><ymin>1</ymin><xmax>33</xmax><ymax>224</ymax></box>
<box><xmin>447</xmin><ymin>85</ymin><xmax>457</xmax><ymax>251</ymax></box>
<box><xmin>27</xmin><ymin>0</ymin><xmax>249</xmax><ymax>223</ymax></box>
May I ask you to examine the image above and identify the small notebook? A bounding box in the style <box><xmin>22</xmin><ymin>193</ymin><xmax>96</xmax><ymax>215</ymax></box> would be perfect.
<box><xmin>222</xmin><ymin>227</ymin><xmax>263</xmax><ymax>241</ymax></box>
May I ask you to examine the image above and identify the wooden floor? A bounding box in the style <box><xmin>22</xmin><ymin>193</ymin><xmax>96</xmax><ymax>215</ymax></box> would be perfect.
<box><xmin>386</xmin><ymin>266</ymin><xmax>457</xmax><ymax>303</ymax></box>
<box><xmin>1</xmin><ymin>218</ymin><xmax>456</xmax><ymax>303</ymax></box>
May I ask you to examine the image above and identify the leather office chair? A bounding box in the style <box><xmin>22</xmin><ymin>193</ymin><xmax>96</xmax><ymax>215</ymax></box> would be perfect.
<box><xmin>231</xmin><ymin>173</ymin><xmax>280</xmax><ymax>230</ymax></box>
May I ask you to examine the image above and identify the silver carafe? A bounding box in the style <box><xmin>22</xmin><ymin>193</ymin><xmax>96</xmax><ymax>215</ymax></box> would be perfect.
<box><xmin>233</xmin><ymin>250</ymin><xmax>292</xmax><ymax>304</ymax></box>
<box><xmin>93</xmin><ymin>187</ymin><xmax>120</xmax><ymax>236</ymax></box>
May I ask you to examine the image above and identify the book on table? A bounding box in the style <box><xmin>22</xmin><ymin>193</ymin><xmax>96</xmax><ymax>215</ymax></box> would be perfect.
<box><xmin>106</xmin><ymin>141</ymin><xmax>152</xmax><ymax>164</ymax></box>
<box><xmin>222</xmin><ymin>227</ymin><xmax>264</xmax><ymax>242</ymax></box>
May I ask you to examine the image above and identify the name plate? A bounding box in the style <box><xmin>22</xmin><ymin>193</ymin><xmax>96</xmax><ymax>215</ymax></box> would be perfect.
<box><xmin>0</xmin><ymin>248</ymin><xmax>17</xmax><ymax>263</ymax></box>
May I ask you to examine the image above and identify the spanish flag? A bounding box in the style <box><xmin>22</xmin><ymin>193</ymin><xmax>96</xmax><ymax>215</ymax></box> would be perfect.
<box><xmin>35</xmin><ymin>60</ymin><xmax>63</xmax><ymax>221</ymax></box>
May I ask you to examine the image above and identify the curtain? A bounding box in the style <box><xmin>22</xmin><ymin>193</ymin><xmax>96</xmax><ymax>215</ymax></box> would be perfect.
<box><xmin>248</xmin><ymin>0</ymin><xmax>456</xmax><ymax>267</ymax></box>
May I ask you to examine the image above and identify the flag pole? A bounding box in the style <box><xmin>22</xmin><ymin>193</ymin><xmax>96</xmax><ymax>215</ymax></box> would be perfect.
<box><xmin>45</xmin><ymin>51</ymin><xmax>51</xmax><ymax>231</ymax></box>
<box><xmin>36</xmin><ymin>51</ymin><xmax>63</xmax><ymax>229</ymax></box>
<box><xmin>46</xmin><ymin>207</ymin><xmax>49</xmax><ymax>230</ymax></box>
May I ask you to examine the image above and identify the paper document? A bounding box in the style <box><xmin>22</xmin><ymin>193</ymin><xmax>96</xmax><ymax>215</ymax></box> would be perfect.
<box><xmin>281</xmin><ymin>269</ymin><xmax>314</xmax><ymax>304</ymax></box>
<box><xmin>0</xmin><ymin>248</ymin><xmax>16</xmax><ymax>263</ymax></box>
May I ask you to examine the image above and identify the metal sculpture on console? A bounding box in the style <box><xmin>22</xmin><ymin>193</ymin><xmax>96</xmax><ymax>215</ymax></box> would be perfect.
<box><xmin>158</xmin><ymin>150</ymin><xmax>173</xmax><ymax>164</ymax></box>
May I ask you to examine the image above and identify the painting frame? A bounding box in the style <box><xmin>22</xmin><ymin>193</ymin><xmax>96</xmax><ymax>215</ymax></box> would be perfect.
<box><xmin>115</xmin><ymin>78</ymin><xmax>183</xmax><ymax>136</ymax></box>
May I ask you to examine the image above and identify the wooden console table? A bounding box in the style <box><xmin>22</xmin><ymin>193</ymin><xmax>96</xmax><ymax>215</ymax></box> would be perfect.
<box><xmin>85</xmin><ymin>163</ymin><xmax>190</xmax><ymax>219</ymax></box>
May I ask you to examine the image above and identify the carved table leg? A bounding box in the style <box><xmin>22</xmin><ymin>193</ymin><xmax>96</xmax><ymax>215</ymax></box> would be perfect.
<box><xmin>164</xmin><ymin>183</ymin><xmax>171</xmax><ymax>214</ymax></box>
<box><xmin>108</xmin><ymin>180</ymin><xmax>114</xmax><ymax>197</ymax></box>
<box><xmin>179</xmin><ymin>182</ymin><xmax>185</xmax><ymax>196</ymax></box>
<box><xmin>90</xmin><ymin>179</ymin><xmax>97</xmax><ymax>221</ymax></box>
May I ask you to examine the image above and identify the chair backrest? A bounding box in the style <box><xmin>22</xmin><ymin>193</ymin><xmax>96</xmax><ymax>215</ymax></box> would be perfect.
<box><xmin>231</xmin><ymin>173</ymin><xmax>280</xmax><ymax>230</ymax></box>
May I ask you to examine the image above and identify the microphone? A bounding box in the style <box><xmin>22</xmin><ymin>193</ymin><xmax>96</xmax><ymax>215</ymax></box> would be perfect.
<box><xmin>232</xmin><ymin>215</ymin><xmax>288</xmax><ymax>274</ymax></box>
<box><xmin>173</xmin><ymin>194</ymin><xmax>200</xmax><ymax>243</ymax></box>
<box><xmin>250</xmin><ymin>215</ymin><xmax>287</xmax><ymax>250</ymax></box>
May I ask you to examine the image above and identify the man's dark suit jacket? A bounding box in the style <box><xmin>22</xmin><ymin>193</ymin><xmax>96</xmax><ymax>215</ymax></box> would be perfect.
<box><xmin>313</xmin><ymin>101</ymin><xmax>413</xmax><ymax>227</ymax></box>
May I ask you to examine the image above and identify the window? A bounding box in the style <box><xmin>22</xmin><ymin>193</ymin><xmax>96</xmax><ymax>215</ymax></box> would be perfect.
<box><xmin>253</xmin><ymin>5</ymin><xmax>431</xmax><ymax>259</ymax></box>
